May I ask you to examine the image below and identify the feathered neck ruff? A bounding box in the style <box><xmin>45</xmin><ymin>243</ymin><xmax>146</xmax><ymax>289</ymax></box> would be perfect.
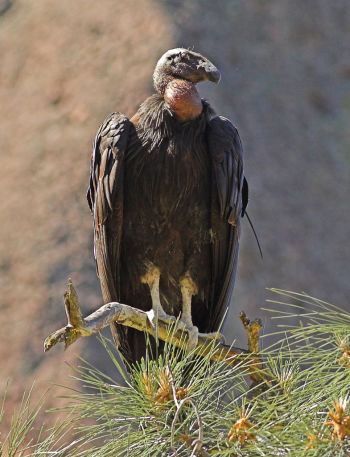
<box><xmin>134</xmin><ymin>94</ymin><xmax>215</xmax><ymax>157</ymax></box>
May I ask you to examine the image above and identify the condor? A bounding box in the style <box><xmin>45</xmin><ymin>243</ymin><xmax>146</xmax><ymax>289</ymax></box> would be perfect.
<box><xmin>87</xmin><ymin>48</ymin><xmax>247</xmax><ymax>367</ymax></box>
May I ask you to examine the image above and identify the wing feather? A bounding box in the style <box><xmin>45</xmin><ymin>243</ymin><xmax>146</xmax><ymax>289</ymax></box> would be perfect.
<box><xmin>207</xmin><ymin>116</ymin><xmax>245</xmax><ymax>330</ymax></box>
<box><xmin>87</xmin><ymin>112</ymin><xmax>133</xmax><ymax>302</ymax></box>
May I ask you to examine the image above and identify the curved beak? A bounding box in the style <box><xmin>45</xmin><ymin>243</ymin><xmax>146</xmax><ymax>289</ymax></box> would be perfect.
<box><xmin>189</xmin><ymin>54</ymin><xmax>221</xmax><ymax>85</ymax></box>
<box><xmin>199</xmin><ymin>59</ymin><xmax>221</xmax><ymax>84</ymax></box>
<box><xmin>207</xmin><ymin>67</ymin><xmax>221</xmax><ymax>83</ymax></box>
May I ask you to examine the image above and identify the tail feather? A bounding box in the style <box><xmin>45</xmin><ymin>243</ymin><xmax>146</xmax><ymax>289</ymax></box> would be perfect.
<box><xmin>245</xmin><ymin>211</ymin><xmax>263</xmax><ymax>259</ymax></box>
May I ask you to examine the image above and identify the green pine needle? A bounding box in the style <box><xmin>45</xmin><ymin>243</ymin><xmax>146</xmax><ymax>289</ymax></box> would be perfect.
<box><xmin>1</xmin><ymin>290</ymin><xmax>350</xmax><ymax>456</ymax></box>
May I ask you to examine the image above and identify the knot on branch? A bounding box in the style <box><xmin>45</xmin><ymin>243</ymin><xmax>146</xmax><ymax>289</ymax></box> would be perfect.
<box><xmin>44</xmin><ymin>279</ymin><xmax>91</xmax><ymax>352</ymax></box>
<box><xmin>239</xmin><ymin>311</ymin><xmax>262</xmax><ymax>354</ymax></box>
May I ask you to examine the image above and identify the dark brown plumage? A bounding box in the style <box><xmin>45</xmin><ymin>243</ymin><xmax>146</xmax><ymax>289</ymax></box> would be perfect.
<box><xmin>87</xmin><ymin>48</ymin><xmax>247</xmax><ymax>367</ymax></box>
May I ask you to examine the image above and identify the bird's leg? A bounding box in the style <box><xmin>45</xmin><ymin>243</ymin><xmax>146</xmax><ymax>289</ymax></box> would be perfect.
<box><xmin>179</xmin><ymin>272</ymin><xmax>226</xmax><ymax>351</ymax></box>
<box><xmin>141</xmin><ymin>265</ymin><xmax>174</xmax><ymax>327</ymax></box>
<box><xmin>179</xmin><ymin>273</ymin><xmax>199</xmax><ymax>352</ymax></box>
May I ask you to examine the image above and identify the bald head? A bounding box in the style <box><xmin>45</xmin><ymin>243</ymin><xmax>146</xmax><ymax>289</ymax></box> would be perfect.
<box><xmin>153</xmin><ymin>48</ymin><xmax>220</xmax><ymax>94</ymax></box>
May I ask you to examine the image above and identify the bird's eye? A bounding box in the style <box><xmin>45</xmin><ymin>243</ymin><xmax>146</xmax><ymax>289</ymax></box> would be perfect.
<box><xmin>167</xmin><ymin>55</ymin><xmax>173</xmax><ymax>61</ymax></box>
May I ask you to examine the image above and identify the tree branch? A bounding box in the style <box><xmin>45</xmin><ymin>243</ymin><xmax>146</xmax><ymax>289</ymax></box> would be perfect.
<box><xmin>44</xmin><ymin>280</ymin><xmax>271</xmax><ymax>384</ymax></box>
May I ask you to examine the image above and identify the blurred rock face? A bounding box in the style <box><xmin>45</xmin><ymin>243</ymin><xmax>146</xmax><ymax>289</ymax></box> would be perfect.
<box><xmin>0</xmin><ymin>0</ymin><xmax>173</xmax><ymax>432</ymax></box>
<box><xmin>0</xmin><ymin>0</ymin><xmax>349</xmax><ymax>432</ymax></box>
<box><xmin>162</xmin><ymin>0</ymin><xmax>350</xmax><ymax>340</ymax></box>
<box><xmin>0</xmin><ymin>0</ymin><xmax>11</xmax><ymax>16</ymax></box>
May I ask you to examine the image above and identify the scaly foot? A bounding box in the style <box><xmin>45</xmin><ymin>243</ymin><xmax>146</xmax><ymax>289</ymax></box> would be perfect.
<box><xmin>176</xmin><ymin>320</ymin><xmax>226</xmax><ymax>352</ymax></box>
<box><xmin>198</xmin><ymin>331</ymin><xmax>226</xmax><ymax>345</ymax></box>
<box><xmin>175</xmin><ymin>319</ymin><xmax>198</xmax><ymax>352</ymax></box>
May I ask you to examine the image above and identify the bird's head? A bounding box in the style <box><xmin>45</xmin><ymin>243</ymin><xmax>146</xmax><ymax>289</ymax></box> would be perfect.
<box><xmin>153</xmin><ymin>48</ymin><xmax>221</xmax><ymax>95</ymax></box>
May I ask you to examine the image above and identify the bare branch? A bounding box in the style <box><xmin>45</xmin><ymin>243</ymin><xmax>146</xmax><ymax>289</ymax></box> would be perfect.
<box><xmin>44</xmin><ymin>280</ymin><xmax>271</xmax><ymax>384</ymax></box>
<box><xmin>171</xmin><ymin>397</ymin><xmax>203</xmax><ymax>457</ymax></box>
<box><xmin>64</xmin><ymin>280</ymin><xmax>84</xmax><ymax>329</ymax></box>
<box><xmin>239</xmin><ymin>311</ymin><xmax>265</xmax><ymax>383</ymax></box>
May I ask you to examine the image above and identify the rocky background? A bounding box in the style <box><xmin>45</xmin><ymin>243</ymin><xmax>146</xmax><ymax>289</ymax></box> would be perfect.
<box><xmin>0</xmin><ymin>0</ymin><xmax>349</xmax><ymax>432</ymax></box>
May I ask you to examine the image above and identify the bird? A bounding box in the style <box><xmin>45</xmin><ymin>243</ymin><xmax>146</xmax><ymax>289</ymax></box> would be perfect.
<box><xmin>87</xmin><ymin>48</ymin><xmax>248</xmax><ymax>368</ymax></box>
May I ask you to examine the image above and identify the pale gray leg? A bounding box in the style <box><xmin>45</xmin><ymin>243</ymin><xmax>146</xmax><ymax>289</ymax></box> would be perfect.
<box><xmin>179</xmin><ymin>272</ymin><xmax>225</xmax><ymax>351</ymax></box>
<box><xmin>141</xmin><ymin>265</ymin><xmax>173</xmax><ymax>326</ymax></box>
<box><xmin>179</xmin><ymin>272</ymin><xmax>199</xmax><ymax>351</ymax></box>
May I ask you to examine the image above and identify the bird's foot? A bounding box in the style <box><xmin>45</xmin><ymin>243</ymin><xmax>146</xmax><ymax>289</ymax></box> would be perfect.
<box><xmin>186</xmin><ymin>325</ymin><xmax>199</xmax><ymax>352</ymax></box>
<box><xmin>177</xmin><ymin>322</ymin><xmax>226</xmax><ymax>351</ymax></box>
<box><xmin>146</xmin><ymin>309</ymin><xmax>175</xmax><ymax>328</ymax></box>
<box><xmin>176</xmin><ymin>320</ymin><xmax>199</xmax><ymax>352</ymax></box>
<box><xmin>198</xmin><ymin>331</ymin><xmax>226</xmax><ymax>345</ymax></box>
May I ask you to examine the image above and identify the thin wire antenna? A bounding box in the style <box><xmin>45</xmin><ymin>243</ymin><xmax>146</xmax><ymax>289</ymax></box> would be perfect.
<box><xmin>245</xmin><ymin>211</ymin><xmax>263</xmax><ymax>259</ymax></box>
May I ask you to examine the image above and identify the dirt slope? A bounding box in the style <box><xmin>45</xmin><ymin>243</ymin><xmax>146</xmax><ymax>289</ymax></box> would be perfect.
<box><xmin>0</xmin><ymin>0</ymin><xmax>173</xmax><ymax>431</ymax></box>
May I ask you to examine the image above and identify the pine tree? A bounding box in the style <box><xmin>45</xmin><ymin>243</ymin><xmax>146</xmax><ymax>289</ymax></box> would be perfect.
<box><xmin>2</xmin><ymin>290</ymin><xmax>350</xmax><ymax>456</ymax></box>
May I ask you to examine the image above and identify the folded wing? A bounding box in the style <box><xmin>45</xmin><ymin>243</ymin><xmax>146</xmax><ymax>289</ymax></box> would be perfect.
<box><xmin>87</xmin><ymin>112</ymin><xmax>133</xmax><ymax>303</ymax></box>
<box><xmin>207</xmin><ymin>116</ymin><xmax>245</xmax><ymax>330</ymax></box>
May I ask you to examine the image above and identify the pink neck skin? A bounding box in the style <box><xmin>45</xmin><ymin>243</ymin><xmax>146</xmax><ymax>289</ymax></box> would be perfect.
<box><xmin>164</xmin><ymin>79</ymin><xmax>203</xmax><ymax>122</ymax></box>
